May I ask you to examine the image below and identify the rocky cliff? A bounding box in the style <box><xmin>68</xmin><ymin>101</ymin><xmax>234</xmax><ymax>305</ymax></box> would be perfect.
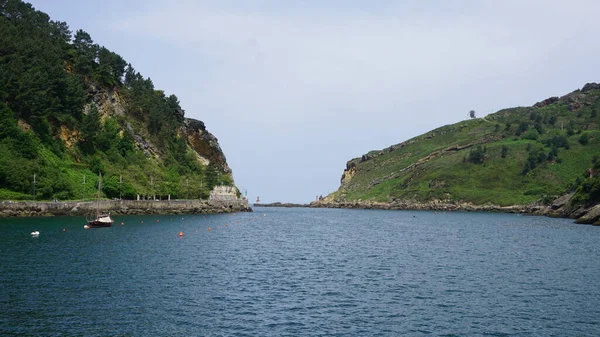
<box><xmin>0</xmin><ymin>1</ymin><xmax>237</xmax><ymax>201</ymax></box>
<box><xmin>184</xmin><ymin>118</ymin><xmax>230</xmax><ymax>173</ymax></box>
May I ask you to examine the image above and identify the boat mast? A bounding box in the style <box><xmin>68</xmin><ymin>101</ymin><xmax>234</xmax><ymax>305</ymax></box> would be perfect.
<box><xmin>96</xmin><ymin>172</ymin><xmax>102</xmax><ymax>217</ymax></box>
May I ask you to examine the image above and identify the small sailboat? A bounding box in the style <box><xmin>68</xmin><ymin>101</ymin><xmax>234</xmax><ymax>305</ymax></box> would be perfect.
<box><xmin>30</xmin><ymin>230</ymin><xmax>39</xmax><ymax>236</ymax></box>
<box><xmin>87</xmin><ymin>173</ymin><xmax>113</xmax><ymax>228</ymax></box>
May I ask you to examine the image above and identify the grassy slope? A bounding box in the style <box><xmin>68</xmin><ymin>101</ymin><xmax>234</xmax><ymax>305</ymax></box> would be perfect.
<box><xmin>331</xmin><ymin>86</ymin><xmax>600</xmax><ymax>206</ymax></box>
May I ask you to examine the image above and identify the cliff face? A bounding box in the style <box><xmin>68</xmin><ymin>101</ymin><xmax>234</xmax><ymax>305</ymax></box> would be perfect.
<box><xmin>184</xmin><ymin>118</ymin><xmax>230</xmax><ymax>173</ymax></box>
<box><xmin>75</xmin><ymin>82</ymin><xmax>232</xmax><ymax>176</ymax></box>
<box><xmin>319</xmin><ymin>83</ymin><xmax>600</xmax><ymax>224</ymax></box>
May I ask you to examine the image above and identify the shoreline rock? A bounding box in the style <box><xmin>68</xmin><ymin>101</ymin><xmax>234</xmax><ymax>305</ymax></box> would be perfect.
<box><xmin>309</xmin><ymin>199</ymin><xmax>600</xmax><ymax>225</ymax></box>
<box><xmin>0</xmin><ymin>199</ymin><xmax>252</xmax><ymax>218</ymax></box>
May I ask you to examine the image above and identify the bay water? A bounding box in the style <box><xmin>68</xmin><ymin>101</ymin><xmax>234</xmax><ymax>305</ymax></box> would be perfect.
<box><xmin>1</xmin><ymin>207</ymin><xmax>599</xmax><ymax>336</ymax></box>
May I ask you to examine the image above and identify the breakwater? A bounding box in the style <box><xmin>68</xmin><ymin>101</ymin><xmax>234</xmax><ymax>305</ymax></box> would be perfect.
<box><xmin>0</xmin><ymin>199</ymin><xmax>252</xmax><ymax>217</ymax></box>
<box><xmin>254</xmin><ymin>202</ymin><xmax>310</xmax><ymax>208</ymax></box>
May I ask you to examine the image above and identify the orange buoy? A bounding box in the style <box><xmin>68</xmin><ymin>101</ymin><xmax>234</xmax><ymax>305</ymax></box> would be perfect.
<box><xmin>208</xmin><ymin>227</ymin><xmax>212</xmax><ymax>231</ymax></box>
<box><xmin>178</xmin><ymin>231</ymin><xmax>184</xmax><ymax>237</ymax></box>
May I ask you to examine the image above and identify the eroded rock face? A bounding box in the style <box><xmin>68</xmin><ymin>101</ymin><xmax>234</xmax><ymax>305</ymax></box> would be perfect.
<box><xmin>183</xmin><ymin>118</ymin><xmax>231</xmax><ymax>173</ymax></box>
<box><xmin>83</xmin><ymin>83</ymin><xmax>231</xmax><ymax>175</ymax></box>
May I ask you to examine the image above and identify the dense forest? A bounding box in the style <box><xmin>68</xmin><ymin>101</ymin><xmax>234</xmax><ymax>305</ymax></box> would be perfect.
<box><xmin>0</xmin><ymin>0</ymin><xmax>233</xmax><ymax>201</ymax></box>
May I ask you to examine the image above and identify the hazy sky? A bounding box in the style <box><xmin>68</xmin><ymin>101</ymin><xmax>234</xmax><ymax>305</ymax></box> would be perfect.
<box><xmin>28</xmin><ymin>0</ymin><xmax>600</xmax><ymax>203</ymax></box>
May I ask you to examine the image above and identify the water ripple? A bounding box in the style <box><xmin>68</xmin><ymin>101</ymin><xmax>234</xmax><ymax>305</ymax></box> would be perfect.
<box><xmin>0</xmin><ymin>210</ymin><xmax>599</xmax><ymax>336</ymax></box>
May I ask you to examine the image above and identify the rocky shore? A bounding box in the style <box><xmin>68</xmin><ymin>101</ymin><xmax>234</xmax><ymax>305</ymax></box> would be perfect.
<box><xmin>0</xmin><ymin>199</ymin><xmax>252</xmax><ymax>217</ymax></box>
<box><xmin>310</xmin><ymin>196</ymin><xmax>600</xmax><ymax>225</ymax></box>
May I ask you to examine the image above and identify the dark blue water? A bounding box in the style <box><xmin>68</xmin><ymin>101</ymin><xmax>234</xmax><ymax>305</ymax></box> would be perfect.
<box><xmin>1</xmin><ymin>208</ymin><xmax>599</xmax><ymax>336</ymax></box>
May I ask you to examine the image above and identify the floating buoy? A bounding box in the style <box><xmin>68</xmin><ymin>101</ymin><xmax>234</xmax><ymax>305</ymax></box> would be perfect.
<box><xmin>121</xmin><ymin>222</ymin><xmax>124</xmax><ymax>226</ymax></box>
<box><xmin>208</xmin><ymin>227</ymin><xmax>212</xmax><ymax>231</ymax></box>
<box><xmin>157</xmin><ymin>220</ymin><xmax>160</xmax><ymax>223</ymax></box>
<box><xmin>141</xmin><ymin>220</ymin><xmax>144</xmax><ymax>224</ymax></box>
<box><xmin>62</xmin><ymin>228</ymin><xmax>66</xmax><ymax>232</ymax></box>
<box><xmin>178</xmin><ymin>231</ymin><xmax>184</xmax><ymax>237</ymax></box>
<box><xmin>195</xmin><ymin>230</ymin><xmax>198</xmax><ymax>233</ymax></box>
<box><xmin>84</xmin><ymin>225</ymin><xmax>90</xmax><ymax>229</ymax></box>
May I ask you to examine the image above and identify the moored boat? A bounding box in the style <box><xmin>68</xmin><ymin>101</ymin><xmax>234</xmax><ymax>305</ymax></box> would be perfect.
<box><xmin>88</xmin><ymin>214</ymin><xmax>113</xmax><ymax>227</ymax></box>
<box><xmin>87</xmin><ymin>173</ymin><xmax>113</xmax><ymax>228</ymax></box>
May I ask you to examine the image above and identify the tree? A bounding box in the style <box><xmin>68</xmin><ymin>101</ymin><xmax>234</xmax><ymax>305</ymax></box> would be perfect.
<box><xmin>469</xmin><ymin>110</ymin><xmax>476</xmax><ymax>119</ymax></box>
<box><xmin>516</xmin><ymin>122</ymin><xmax>529</xmax><ymax>136</ymax></box>
<box><xmin>80</xmin><ymin>105</ymin><xmax>102</xmax><ymax>154</ymax></box>
<box><xmin>71</xmin><ymin>29</ymin><xmax>98</xmax><ymax>75</ymax></box>
<box><xmin>467</xmin><ymin>146</ymin><xmax>485</xmax><ymax>164</ymax></box>
<box><xmin>95</xmin><ymin>47</ymin><xmax>127</xmax><ymax>86</ymax></box>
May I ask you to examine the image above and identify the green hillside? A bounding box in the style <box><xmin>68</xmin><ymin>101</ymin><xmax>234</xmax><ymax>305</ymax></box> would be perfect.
<box><xmin>327</xmin><ymin>84</ymin><xmax>600</xmax><ymax>207</ymax></box>
<box><xmin>0</xmin><ymin>0</ymin><xmax>234</xmax><ymax>201</ymax></box>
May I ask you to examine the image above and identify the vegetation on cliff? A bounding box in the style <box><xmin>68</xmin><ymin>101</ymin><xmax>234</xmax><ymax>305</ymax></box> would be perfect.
<box><xmin>0</xmin><ymin>0</ymin><xmax>234</xmax><ymax>201</ymax></box>
<box><xmin>326</xmin><ymin>83</ymin><xmax>600</xmax><ymax>210</ymax></box>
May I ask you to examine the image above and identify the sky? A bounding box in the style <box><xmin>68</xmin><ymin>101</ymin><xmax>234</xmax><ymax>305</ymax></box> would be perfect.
<box><xmin>28</xmin><ymin>0</ymin><xmax>600</xmax><ymax>203</ymax></box>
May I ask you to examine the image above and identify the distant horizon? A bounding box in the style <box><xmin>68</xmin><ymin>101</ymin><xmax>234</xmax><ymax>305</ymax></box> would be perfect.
<box><xmin>27</xmin><ymin>0</ymin><xmax>600</xmax><ymax>203</ymax></box>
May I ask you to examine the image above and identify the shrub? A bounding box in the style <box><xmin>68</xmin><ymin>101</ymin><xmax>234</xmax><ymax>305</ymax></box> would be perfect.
<box><xmin>523</xmin><ymin>128</ymin><xmax>540</xmax><ymax>140</ymax></box>
<box><xmin>516</xmin><ymin>122</ymin><xmax>529</xmax><ymax>136</ymax></box>
<box><xmin>467</xmin><ymin>146</ymin><xmax>486</xmax><ymax>164</ymax></box>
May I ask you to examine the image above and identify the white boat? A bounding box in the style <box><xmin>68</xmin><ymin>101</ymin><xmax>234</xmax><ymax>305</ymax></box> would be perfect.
<box><xmin>30</xmin><ymin>230</ymin><xmax>39</xmax><ymax>236</ymax></box>
<box><xmin>87</xmin><ymin>173</ymin><xmax>114</xmax><ymax>228</ymax></box>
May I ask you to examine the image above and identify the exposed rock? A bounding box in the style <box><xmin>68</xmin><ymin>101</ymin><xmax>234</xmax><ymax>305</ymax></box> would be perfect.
<box><xmin>551</xmin><ymin>193</ymin><xmax>573</xmax><ymax>210</ymax></box>
<box><xmin>17</xmin><ymin>119</ymin><xmax>31</xmax><ymax>132</ymax></box>
<box><xmin>184</xmin><ymin>118</ymin><xmax>230</xmax><ymax>173</ymax></box>
<box><xmin>581</xmin><ymin>82</ymin><xmax>600</xmax><ymax>92</ymax></box>
<box><xmin>341</xmin><ymin>162</ymin><xmax>357</xmax><ymax>184</ymax></box>
<box><xmin>0</xmin><ymin>200</ymin><xmax>252</xmax><ymax>217</ymax></box>
<box><xmin>311</xmin><ymin>196</ymin><xmax>600</xmax><ymax>226</ymax></box>
<box><xmin>59</xmin><ymin>125</ymin><xmax>80</xmax><ymax>149</ymax></box>
<box><xmin>534</xmin><ymin>97</ymin><xmax>559</xmax><ymax>108</ymax></box>
<box><xmin>575</xmin><ymin>204</ymin><xmax>600</xmax><ymax>225</ymax></box>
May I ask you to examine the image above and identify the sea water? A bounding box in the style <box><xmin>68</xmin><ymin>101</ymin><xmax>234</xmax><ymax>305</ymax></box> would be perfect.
<box><xmin>0</xmin><ymin>207</ymin><xmax>598</xmax><ymax>336</ymax></box>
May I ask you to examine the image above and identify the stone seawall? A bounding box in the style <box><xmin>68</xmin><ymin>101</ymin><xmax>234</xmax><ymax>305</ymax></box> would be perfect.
<box><xmin>0</xmin><ymin>199</ymin><xmax>252</xmax><ymax>217</ymax></box>
<box><xmin>254</xmin><ymin>202</ymin><xmax>310</xmax><ymax>208</ymax></box>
